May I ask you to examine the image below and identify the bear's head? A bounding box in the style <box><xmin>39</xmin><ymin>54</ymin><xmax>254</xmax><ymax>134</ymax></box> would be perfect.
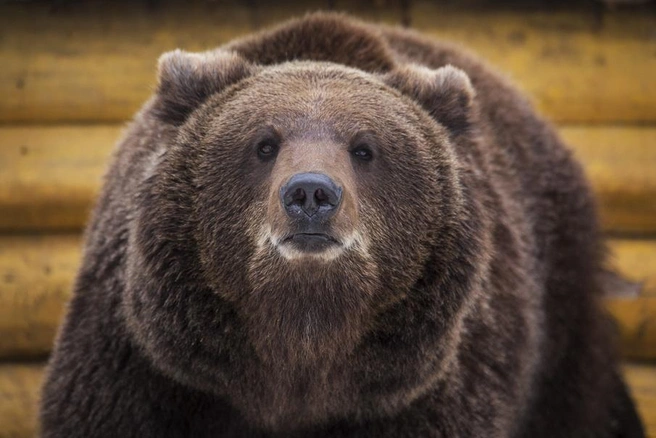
<box><xmin>123</xmin><ymin>49</ymin><xmax>487</xmax><ymax>428</ymax></box>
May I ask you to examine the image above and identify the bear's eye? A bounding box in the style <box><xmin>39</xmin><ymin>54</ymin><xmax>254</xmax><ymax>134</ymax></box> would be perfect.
<box><xmin>350</xmin><ymin>145</ymin><xmax>373</xmax><ymax>162</ymax></box>
<box><xmin>257</xmin><ymin>140</ymin><xmax>279</xmax><ymax>161</ymax></box>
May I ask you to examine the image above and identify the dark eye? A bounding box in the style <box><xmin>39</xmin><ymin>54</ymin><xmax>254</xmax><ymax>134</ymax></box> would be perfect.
<box><xmin>257</xmin><ymin>140</ymin><xmax>279</xmax><ymax>161</ymax></box>
<box><xmin>351</xmin><ymin>145</ymin><xmax>373</xmax><ymax>162</ymax></box>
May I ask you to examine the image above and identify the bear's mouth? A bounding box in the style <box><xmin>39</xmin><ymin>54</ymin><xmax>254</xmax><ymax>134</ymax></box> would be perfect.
<box><xmin>282</xmin><ymin>233</ymin><xmax>341</xmax><ymax>252</ymax></box>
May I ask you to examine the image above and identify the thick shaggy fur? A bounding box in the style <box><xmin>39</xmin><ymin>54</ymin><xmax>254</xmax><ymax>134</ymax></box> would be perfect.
<box><xmin>40</xmin><ymin>13</ymin><xmax>644</xmax><ymax>438</ymax></box>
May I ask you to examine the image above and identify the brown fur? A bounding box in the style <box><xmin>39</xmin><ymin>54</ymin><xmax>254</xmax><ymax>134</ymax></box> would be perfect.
<box><xmin>40</xmin><ymin>12</ymin><xmax>644</xmax><ymax>438</ymax></box>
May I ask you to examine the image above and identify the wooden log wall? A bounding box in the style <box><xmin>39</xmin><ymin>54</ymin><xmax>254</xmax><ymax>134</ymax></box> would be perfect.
<box><xmin>0</xmin><ymin>1</ymin><xmax>654</xmax><ymax>437</ymax></box>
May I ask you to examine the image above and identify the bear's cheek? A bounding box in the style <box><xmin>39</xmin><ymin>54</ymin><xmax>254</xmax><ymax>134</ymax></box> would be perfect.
<box><xmin>356</xmin><ymin>167</ymin><xmax>439</xmax><ymax>273</ymax></box>
<box><xmin>190</xmin><ymin>165</ymin><xmax>272</xmax><ymax>293</ymax></box>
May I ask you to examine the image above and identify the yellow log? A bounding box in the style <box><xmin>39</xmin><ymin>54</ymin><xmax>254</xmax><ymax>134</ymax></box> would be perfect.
<box><xmin>607</xmin><ymin>298</ymin><xmax>656</xmax><ymax>360</ymax></box>
<box><xmin>605</xmin><ymin>240</ymin><xmax>656</xmax><ymax>359</ymax></box>
<box><xmin>0</xmin><ymin>235</ymin><xmax>82</xmax><ymax>358</ymax></box>
<box><xmin>609</xmin><ymin>239</ymin><xmax>656</xmax><ymax>298</ymax></box>
<box><xmin>0</xmin><ymin>2</ymin><xmax>655</xmax><ymax>123</ymax></box>
<box><xmin>560</xmin><ymin>126</ymin><xmax>656</xmax><ymax>234</ymax></box>
<box><xmin>0</xmin><ymin>362</ymin><xmax>653</xmax><ymax>438</ymax></box>
<box><xmin>1</xmin><ymin>125</ymin><xmax>654</xmax><ymax>232</ymax></box>
<box><xmin>0</xmin><ymin>126</ymin><xmax>119</xmax><ymax>230</ymax></box>
<box><xmin>1</xmin><ymin>234</ymin><xmax>655</xmax><ymax>359</ymax></box>
<box><xmin>623</xmin><ymin>363</ymin><xmax>656</xmax><ymax>438</ymax></box>
<box><xmin>0</xmin><ymin>364</ymin><xmax>42</xmax><ymax>438</ymax></box>
<box><xmin>411</xmin><ymin>2</ymin><xmax>656</xmax><ymax>124</ymax></box>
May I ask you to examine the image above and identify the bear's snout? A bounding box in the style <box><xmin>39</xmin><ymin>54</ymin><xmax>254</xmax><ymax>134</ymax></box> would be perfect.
<box><xmin>264</xmin><ymin>140</ymin><xmax>361</xmax><ymax>260</ymax></box>
<box><xmin>280</xmin><ymin>172</ymin><xmax>342</xmax><ymax>221</ymax></box>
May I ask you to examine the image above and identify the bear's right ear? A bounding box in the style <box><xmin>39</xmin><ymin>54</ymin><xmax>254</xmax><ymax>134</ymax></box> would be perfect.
<box><xmin>383</xmin><ymin>64</ymin><xmax>476</xmax><ymax>138</ymax></box>
<box><xmin>153</xmin><ymin>49</ymin><xmax>255</xmax><ymax>125</ymax></box>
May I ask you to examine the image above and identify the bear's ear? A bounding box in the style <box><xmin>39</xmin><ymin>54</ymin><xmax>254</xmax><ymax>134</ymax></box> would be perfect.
<box><xmin>383</xmin><ymin>64</ymin><xmax>476</xmax><ymax>137</ymax></box>
<box><xmin>154</xmin><ymin>49</ymin><xmax>255</xmax><ymax>125</ymax></box>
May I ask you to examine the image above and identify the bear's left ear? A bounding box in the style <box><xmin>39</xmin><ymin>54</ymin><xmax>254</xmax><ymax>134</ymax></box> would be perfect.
<box><xmin>153</xmin><ymin>49</ymin><xmax>256</xmax><ymax>125</ymax></box>
<box><xmin>383</xmin><ymin>64</ymin><xmax>476</xmax><ymax>137</ymax></box>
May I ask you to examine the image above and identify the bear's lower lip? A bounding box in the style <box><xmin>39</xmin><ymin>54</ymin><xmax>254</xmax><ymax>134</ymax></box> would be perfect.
<box><xmin>283</xmin><ymin>233</ymin><xmax>340</xmax><ymax>252</ymax></box>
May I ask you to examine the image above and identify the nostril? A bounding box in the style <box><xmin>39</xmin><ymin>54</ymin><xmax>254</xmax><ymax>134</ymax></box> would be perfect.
<box><xmin>315</xmin><ymin>188</ymin><xmax>328</xmax><ymax>205</ymax></box>
<box><xmin>287</xmin><ymin>187</ymin><xmax>306</xmax><ymax>206</ymax></box>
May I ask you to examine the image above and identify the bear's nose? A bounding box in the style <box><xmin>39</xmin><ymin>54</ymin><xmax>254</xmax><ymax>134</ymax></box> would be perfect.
<box><xmin>280</xmin><ymin>173</ymin><xmax>342</xmax><ymax>220</ymax></box>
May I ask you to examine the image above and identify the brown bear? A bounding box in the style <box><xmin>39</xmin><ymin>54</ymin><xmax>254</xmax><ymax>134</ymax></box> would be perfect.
<box><xmin>39</xmin><ymin>12</ymin><xmax>644</xmax><ymax>438</ymax></box>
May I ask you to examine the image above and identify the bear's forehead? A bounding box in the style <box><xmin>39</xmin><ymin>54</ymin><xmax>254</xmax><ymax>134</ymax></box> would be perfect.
<box><xmin>255</xmin><ymin>61</ymin><xmax>387</xmax><ymax>85</ymax></box>
<box><xmin>207</xmin><ymin>64</ymin><xmax>416</xmax><ymax>135</ymax></box>
<box><xmin>238</xmin><ymin>63</ymin><xmax>402</xmax><ymax>110</ymax></box>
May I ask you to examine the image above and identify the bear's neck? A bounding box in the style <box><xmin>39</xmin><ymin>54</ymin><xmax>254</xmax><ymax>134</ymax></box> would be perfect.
<box><xmin>219</xmin><ymin>253</ymin><xmax>384</xmax><ymax>430</ymax></box>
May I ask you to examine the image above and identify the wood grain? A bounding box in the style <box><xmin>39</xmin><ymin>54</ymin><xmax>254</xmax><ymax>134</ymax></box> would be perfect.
<box><xmin>1</xmin><ymin>1</ymin><xmax>654</xmax><ymax>123</ymax></box>
<box><xmin>411</xmin><ymin>2</ymin><xmax>656</xmax><ymax>124</ymax></box>
<box><xmin>605</xmin><ymin>239</ymin><xmax>656</xmax><ymax>359</ymax></box>
<box><xmin>0</xmin><ymin>235</ymin><xmax>82</xmax><ymax>359</ymax></box>
<box><xmin>560</xmin><ymin>126</ymin><xmax>656</xmax><ymax>234</ymax></box>
<box><xmin>0</xmin><ymin>364</ymin><xmax>42</xmax><ymax>438</ymax></box>
<box><xmin>623</xmin><ymin>363</ymin><xmax>656</xmax><ymax>438</ymax></box>
<box><xmin>1</xmin><ymin>125</ymin><xmax>654</xmax><ymax>232</ymax></box>
<box><xmin>0</xmin><ymin>125</ymin><xmax>119</xmax><ymax>230</ymax></box>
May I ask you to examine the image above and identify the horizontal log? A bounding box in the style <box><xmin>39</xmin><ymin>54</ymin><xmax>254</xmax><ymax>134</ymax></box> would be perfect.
<box><xmin>0</xmin><ymin>1</ymin><xmax>655</xmax><ymax>123</ymax></box>
<box><xmin>0</xmin><ymin>234</ymin><xmax>655</xmax><ymax>359</ymax></box>
<box><xmin>560</xmin><ymin>126</ymin><xmax>656</xmax><ymax>234</ymax></box>
<box><xmin>623</xmin><ymin>363</ymin><xmax>656</xmax><ymax>438</ymax></box>
<box><xmin>0</xmin><ymin>364</ymin><xmax>42</xmax><ymax>438</ymax></box>
<box><xmin>606</xmin><ymin>298</ymin><xmax>656</xmax><ymax>360</ymax></box>
<box><xmin>1</xmin><ymin>125</ymin><xmax>654</xmax><ymax>232</ymax></box>
<box><xmin>608</xmin><ymin>239</ymin><xmax>656</xmax><ymax>298</ymax></box>
<box><xmin>0</xmin><ymin>362</ymin><xmax>653</xmax><ymax>438</ymax></box>
<box><xmin>0</xmin><ymin>125</ymin><xmax>118</xmax><ymax>230</ymax></box>
<box><xmin>411</xmin><ymin>2</ymin><xmax>656</xmax><ymax>124</ymax></box>
<box><xmin>0</xmin><ymin>235</ymin><xmax>82</xmax><ymax>359</ymax></box>
<box><xmin>605</xmin><ymin>239</ymin><xmax>656</xmax><ymax>360</ymax></box>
